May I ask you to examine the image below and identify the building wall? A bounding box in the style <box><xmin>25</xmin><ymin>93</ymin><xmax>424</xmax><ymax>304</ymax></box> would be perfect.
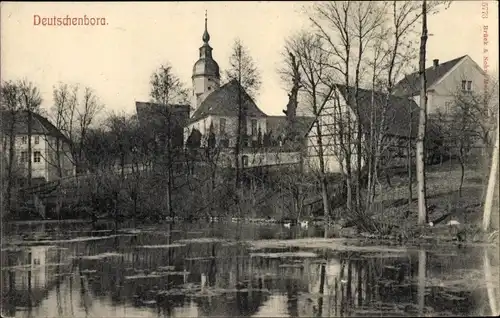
<box><xmin>241</xmin><ymin>151</ymin><xmax>300</xmax><ymax>168</ymax></box>
<box><xmin>2</xmin><ymin>134</ymin><xmax>75</xmax><ymax>182</ymax></box>
<box><xmin>14</xmin><ymin>134</ymin><xmax>49</xmax><ymax>180</ymax></box>
<box><xmin>304</xmin><ymin>88</ymin><xmax>363</xmax><ymax>174</ymax></box>
<box><xmin>185</xmin><ymin>115</ymin><xmax>268</xmax><ymax>148</ymax></box>
<box><xmin>192</xmin><ymin>75</ymin><xmax>220</xmax><ymax>110</ymax></box>
<box><xmin>412</xmin><ymin>57</ymin><xmax>487</xmax><ymax>114</ymax></box>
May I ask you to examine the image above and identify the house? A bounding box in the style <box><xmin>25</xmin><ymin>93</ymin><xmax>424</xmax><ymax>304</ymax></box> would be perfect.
<box><xmin>0</xmin><ymin>110</ymin><xmax>75</xmax><ymax>184</ymax></box>
<box><xmin>393</xmin><ymin>55</ymin><xmax>487</xmax><ymax>115</ymax></box>
<box><xmin>304</xmin><ymin>85</ymin><xmax>421</xmax><ymax>174</ymax></box>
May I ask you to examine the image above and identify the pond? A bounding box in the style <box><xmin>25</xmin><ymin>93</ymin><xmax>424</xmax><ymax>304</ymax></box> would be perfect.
<box><xmin>1</xmin><ymin>221</ymin><xmax>499</xmax><ymax>317</ymax></box>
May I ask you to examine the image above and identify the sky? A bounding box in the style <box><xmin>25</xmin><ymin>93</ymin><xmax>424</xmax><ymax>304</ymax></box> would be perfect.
<box><xmin>1</xmin><ymin>1</ymin><xmax>498</xmax><ymax>118</ymax></box>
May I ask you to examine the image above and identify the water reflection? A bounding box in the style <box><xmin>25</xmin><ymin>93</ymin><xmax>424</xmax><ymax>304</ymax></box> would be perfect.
<box><xmin>1</xmin><ymin>222</ymin><xmax>499</xmax><ymax>317</ymax></box>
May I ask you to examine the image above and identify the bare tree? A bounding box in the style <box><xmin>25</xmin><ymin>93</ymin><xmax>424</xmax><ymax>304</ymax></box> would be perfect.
<box><xmin>49</xmin><ymin>83</ymin><xmax>103</xmax><ymax>174</ymax></box>
<box><xmin>367</xmin><ymin>2</ymin><xmax>425</xmax><ymax>212</ymax></box>
<box><xmin>104</xmin><ymin>112</ymin><xmax>145</xmax><ymax>225</ymax></box>
<box><xmin>435</xmin><ymin>90</ymin><xmax>480</xmax><ymax>197</ymax></box>
<box><xmin>149</xmin><ymin>62</ymin><xmax>189</xmax><ymax>220</ymax></box>
<box><xmin>349</xmin><ymin>2</ymin><xmax>387</xmax><ymax>209</ymax></box>
<box><xmin>78</xmin><ymin>87</ymin><xmax>104</xmax><ymax>172</ymax></box>
<box><xmin>51</xmin><ymin>83</ymin><xmax>72</xmax><ymax>179</ymax></box>
<box><xmin>282</xmin><ymin>31</ymin><xmax>336</xmax><ymax>225</ymax></box>
<box><xmin>279</xmin><ymin>50</ymin><xmax>302</xmax><ymax>144</ymax></box>
<box><xmin>1</xmin><ymin>81</ymin><xmax>22</xmax><ymax>213</ymax></box>
<box><xmin>18</xmin><ymin>80</ymin><xmax>42</xmax><ymax>187</ymax></box>
<box><xmin>225</xmin><ymin>38</ymin><xmax>262</xmax><ymax>190</ymax></box>
<box><xmin>454</xmin><ymin>74</ymin><xmax>499</xmax><ymax>200</ymax></box>
<box><xmin>309</xmin><ymin>1</ymin><xmax>355</xmax><ymax>212</ymax></box>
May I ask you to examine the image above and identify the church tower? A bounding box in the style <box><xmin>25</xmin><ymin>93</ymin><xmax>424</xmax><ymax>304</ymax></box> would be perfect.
<box><xmin>192</xmin><ymin>11</ymin><xmax>220</xmax><ymax>111</ymax></box>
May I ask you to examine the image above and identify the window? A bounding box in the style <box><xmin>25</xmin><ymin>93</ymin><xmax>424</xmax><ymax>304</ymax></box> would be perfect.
<box><xmin>220</xmin><ymin>118</ymin><xmax>226</xmax><ymax>135</ymax></box>
<box><xmin>22</xmin><ymin>136</ymin><xmax>27</xmax><ymax>144</ymax></box>
<box><xmin>20</xmin><ymin>151</ymin><xmax>28</xmax><ymax>163</ymax></box>
<box><xmin>467</xmin><ymin>81</ymin><xmax>472</xmax><ymax>91</ymax></box>
<box><xmin>251</xmin><ymin>119</ymin><xmax>257</xmax><ymax>136</ymax></box>
<box><xmin>461</xmin><ymin>80</ymin><xmax>466</xmax><ymax>90</ymax></box>
<box><xmin>34</xmin><ymin>136</ymin><xmax>40</xmax><ymax>144</ymax></box>
<box><xmin>242</xmin><ymin>155</ymin><xmax>249</xmax><ymax>168</ymax></box>
<box><xmin>34</xmin><ymin>151</ymin><xmax>41</xmax><ymax>163</ymax></box>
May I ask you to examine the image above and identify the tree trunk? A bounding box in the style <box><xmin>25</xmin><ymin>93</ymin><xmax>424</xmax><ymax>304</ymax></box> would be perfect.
<box><xmin>235</xmin><ymin>54</ymin><xmax>243</xmax><ymax>190</ymax></box>
<box><xmin>458</xmin><ymin>147</ymin><xmax>465</xmax><ymax>198</ymax></box>
<box><xmin>314</xmin><ymin>119</ymin><xmax>331</xmax><ymax>231</ymax></box>
<box><xmin>120</xmin><ymin>155</ymin><xmax>125</xmax><ymax>181</ymax></box>
<box><xmin>408</xmin><ymin>138</ymin><xmax>413</xmax><ymax>208</ymax></box>
<box><xmin>417</xmin><ymin>250</ymin><xmax>427</xmax><ymax>315</ymax></box>
<box><xmin>416</xmin><ymin>0</ymin><xmax>428</xmax><ymax>225</ymax></box>
<box><xmin>27</xmin><ymin>110</ymin><xmax>33</xmax><ymax>187</ymax></box>
<box><xmin>481</xmin><ymin>145</ymin><xmax>491</xmax><ymax>203</ymax></box>
<box><xmin>346</xmin><ymin>118</ymin><xmax>353</xmax><ymax>212</ymax></box>
<box><xmin>6</xmin><ymin>117</ymin><xmax>17</xmax><ymax>214</ymax></box>
<box><xmin>366</xmin><ymin>84</ymin><xmax>376</xmax><ymax>209</ymax></box>
<box><xmin>166</xmin><ymin>112</ymin><xmax>174</xmax><ymax>221</ymax></box>
<box><xmin>482</xmin><ymin>120</ymin><xmax>499</xmax><ymax>231</ymax></box>
<box><xmin>354</xmin><ymin>40</ymin><xmax>363</xmax><ymax>212</ymax></box>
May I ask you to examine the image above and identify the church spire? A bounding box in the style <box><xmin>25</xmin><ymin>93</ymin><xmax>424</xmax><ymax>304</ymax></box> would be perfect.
<box><xmin>192</xmin><ymin>9</ymin><xmax>220</xmax><ymax>110</ymax></box>
<box><xmin>202</xmin><ymin>10</ymin><xmax>210</xmax><ymax>43</ymax></box>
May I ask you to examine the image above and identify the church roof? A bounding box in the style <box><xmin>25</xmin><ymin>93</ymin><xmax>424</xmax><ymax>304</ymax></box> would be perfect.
<box><xmin>135</xmin><ymin>101</ymin><xmax>190</xmax><ymax>129</ymax></box>
<box><xmin>393</xmin><ymin>55</ymin><xmax>467</xmax><ymax>96</ymax></box>
<box><xmin>189</xmin><ymin>79</ymin><xmax>267</xmax><ymax>124</ymax></box>
<box><xmin>0</xmin><ymin>110</ymin><xmax>69</xmax><ymax>142</ymax></box>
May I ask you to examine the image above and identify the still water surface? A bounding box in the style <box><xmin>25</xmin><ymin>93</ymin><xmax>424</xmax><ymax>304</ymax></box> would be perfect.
<box><xmin>1</xmin><ymin>221</ymin><xmax>499</xmax><ymax>317</ymax></box>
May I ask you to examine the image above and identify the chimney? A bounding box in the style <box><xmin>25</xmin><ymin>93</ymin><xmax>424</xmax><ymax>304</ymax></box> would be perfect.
<box><xmin>433</xmin><ymin>59</ymin><xmax>439</xmax><ymax>68</ymax></box>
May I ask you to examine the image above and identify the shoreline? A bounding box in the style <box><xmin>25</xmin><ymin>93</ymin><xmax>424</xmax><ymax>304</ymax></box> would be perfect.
<box><xmin>2</xmin><ymin>219</ymin><xmax>91</xmax><ymax>225</ymax></box>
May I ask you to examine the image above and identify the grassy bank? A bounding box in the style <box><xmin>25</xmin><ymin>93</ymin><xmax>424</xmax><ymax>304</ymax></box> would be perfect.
<box><xmin>338</xmin><ymin>162</ymin><xmax>499</xmax><ymax>244</ymax></box>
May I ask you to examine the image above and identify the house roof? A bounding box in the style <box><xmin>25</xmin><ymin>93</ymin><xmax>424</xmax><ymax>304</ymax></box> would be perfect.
<box><xmin>135</xmin><ymin>101</ymin><xmax>190</xmax><ymax>128</ymax></box>
<box><xmin>189</xmin><ymin>79</ymin><xmax>267</xmax><ymax>124</ymax></box>
<box><xmin>266</xmin><ymin>115</ymin><xmax>315</xmax><ymax>139</ymax></box>
<box><xmin>332</xmin><ymin>85</ymin><xmax>422</xmax><ymax>139</ymax></box>
<box><xmin>393</xmin><ymin>55</ymin><xmax>467</xmax><ymax>96</ymax></box>
<box><xmin>0</xmin><ymin>110</ymin><xmax>68</xmax><ymax>141</ymax></box>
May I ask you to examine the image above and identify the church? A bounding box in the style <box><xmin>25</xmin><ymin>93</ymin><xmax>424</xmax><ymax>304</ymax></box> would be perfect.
<box><xmin>185</xmin><ymin>14</ymin><xmax>272</xmax><ymax>149</ymax></box>
<box><xmin>136</xmin><ymin>14</ymin><xmax>313</xmax><ymax>168</ymax></box>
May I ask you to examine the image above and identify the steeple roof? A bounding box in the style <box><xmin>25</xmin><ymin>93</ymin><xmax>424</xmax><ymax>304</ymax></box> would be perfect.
<box><xmin>192</xmin><ymin>11</ymin><xmax>220</xmax><ymax>79</ymax></box>
<box><xmin>202</xmin><ymin>10</ymin><xmax>210</xmax><ymax>43</ymax></box>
